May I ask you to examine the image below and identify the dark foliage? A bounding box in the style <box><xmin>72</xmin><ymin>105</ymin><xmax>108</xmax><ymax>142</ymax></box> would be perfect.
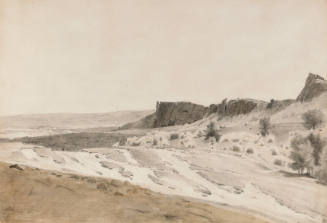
<box><xmin>259</xmin><ymin>117</ymin><xmax>271</xmax><ymax>137</ymax></box>
<box><xmin>17</xmin><ymin>132</ymin><xmax>139</xmax><ymax>151</ymax></box>
<box><xmin>205</xmin><ymin>122</ymin><xmax>221</xmax><ymax>142</ymax></box>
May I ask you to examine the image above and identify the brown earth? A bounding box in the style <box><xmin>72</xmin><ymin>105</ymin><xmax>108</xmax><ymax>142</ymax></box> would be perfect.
<box><xmin>0</xmin><ymin>162</ymin><xmax>275</xmax><ymax>223</ymax></box>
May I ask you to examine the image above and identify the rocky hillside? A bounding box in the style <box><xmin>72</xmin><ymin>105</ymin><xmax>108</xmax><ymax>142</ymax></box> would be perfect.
<box><xmin>121</xmin><ymin>102</ymin><xmax>208</xmax><ymax>129</ymax></box>
<box><xmin>122</xmin><ymin>73</ymin><xmax>327</xmax><ymax>130</ymax></box>
<box><xmin>297</xmin><ymin>73</ymin><xmax>327</xmax><ymax>102</ymax></box>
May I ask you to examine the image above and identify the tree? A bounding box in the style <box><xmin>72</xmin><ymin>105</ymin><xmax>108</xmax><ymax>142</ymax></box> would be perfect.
<box><xmin>307</xmin><ymin>133</ymin><xmax>326</xmax><ymax>166</ymax></box>
<box><xmin>266</xmin><ymin>99</ymin><xmax>275</xmax><ymax>109</ymax></box>
<box><xmin>259</xmin><ymin>117</ymin><xmax>271</xmax><ymax>137</ymax></box>
<box><xmin>289</xmin><ymin>135</ymin><xmax>314</xmax><ymax>175</ymax></box>
<box><xmin>302</xmin><ymin>109</ymin><xmax>325</xmax><ymax>130</ymax></box>
<box><xmin>318</xmin><ymin>146</ymin><xmax>327</xmax><ymax>184</ymax></box>
<box><xmin>205</xmin><ymin>122</ymin><xmax>221</xmax><ymax>142</ymax></box>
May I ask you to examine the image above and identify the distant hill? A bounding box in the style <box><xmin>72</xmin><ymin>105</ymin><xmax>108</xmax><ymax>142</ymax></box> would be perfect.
<box><xmin>0</xmin><ymin>110</ymin><xmax>154</xmax><ymax>130</ymax></box>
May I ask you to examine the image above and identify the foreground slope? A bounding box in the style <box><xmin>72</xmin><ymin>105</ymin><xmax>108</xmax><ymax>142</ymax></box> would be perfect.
<box><xmin>0</xmin><ymin>162</ymin><xmax>274</xmax><ymax>223</ymax></box>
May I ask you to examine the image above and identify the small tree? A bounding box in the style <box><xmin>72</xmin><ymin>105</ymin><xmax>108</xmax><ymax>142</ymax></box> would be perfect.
<box><xmin>259</xmin><ymin>117</ymin><xmax>271</xmax><ymax>137</ymax></box>
<box><xmin>205</xmin><ymin>122</ymin><xmax>221</xmax><ymax>142</ymax></box>
<box><xmin>318</xmin><ymin>147</ymin><xmax>327</xmax><ymax>184</ymax></box>
<box><xmin>307</xmin><ymin>133</ymin><xmax>326</xmax><ymax>166</ymax></box>
<box><xmin>302</xmin><ymin>109</ymin><xmax>325</xmax><ymax>130</ymax></box>
<box><xmin>289</xmin><ymin>135</ymin><xmax>314</xmax><ymax>175</ymax></box>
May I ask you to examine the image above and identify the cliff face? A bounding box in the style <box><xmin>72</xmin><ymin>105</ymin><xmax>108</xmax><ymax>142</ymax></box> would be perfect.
<box><xmin>215</xmin><ymin>99</ymin><xmax>266</xmax><ymax>116</ymax></box>
<box><xmin>297</xmin><ymin>73</ymin><xmax>327</xmax><ymax>102</ymax></box>
<box><xmin>154</xmin><ymin>102</ymin><xmax>208</xmax><ymax>127</ymax></box>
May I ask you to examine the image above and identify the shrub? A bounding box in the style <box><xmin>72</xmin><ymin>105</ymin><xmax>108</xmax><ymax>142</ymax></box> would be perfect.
<box><xmin>170</xmin><ymin>133</ymin><xmax>179</xmax><ymax>140</ymax></box>
<box><xmin>232</xmin><ymin>146</ymin><xmax>240</xmax><ymax>152</ymax></box>
<box><xmin>153</xmin><ymin>139</ymin><xmax>158</xmax><ymax>146</ymax></box>
<box><xmin>302</xmin><ymin>109</ymin><xmax>325</xmax><ymax>130</ymax></box>
<box><xmin>119</xmin><ymin>137</ymin><xmax>127</xmax><ymax>146</ymax></box>
<box><xmin>205</xmin><ymin>122</ymin><xmax>221</xmax><ymax>142</ymax></box>
<box><xmin>274</xmin><ymin>159</ymin><xmax>283</xmax><ymax>166</ymax></box>
<box><xmin>272</xmin><ymin>150</ymin><xmax>277</xmax><ymax>156</ymax></box>
<box><xmin>131</xmin><ymin>142</ymin><xmax>140</xmax><ymax>147</ymax></box>
<box><xmin>259</xmin><ymin>117</ymin><xmax>271</xmax><ymax>137</ymax></box>
<box><xmin>246</xmin><ymin>148</ymin><xmax>254</xmax><ymax>154</ymax></box>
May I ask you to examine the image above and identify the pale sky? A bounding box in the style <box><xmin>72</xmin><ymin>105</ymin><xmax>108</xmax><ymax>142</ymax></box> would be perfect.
<box><xmin>1</xmin><ymin>0</ymin><xmax>327</xmax><ymax>115</ymax></box>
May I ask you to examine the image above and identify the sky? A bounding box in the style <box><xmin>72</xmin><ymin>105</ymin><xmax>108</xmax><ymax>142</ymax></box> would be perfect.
<box><xmin>0</xmin><ymin>0</ymin><xmax>327</xmax><ymax>115</ymax></box>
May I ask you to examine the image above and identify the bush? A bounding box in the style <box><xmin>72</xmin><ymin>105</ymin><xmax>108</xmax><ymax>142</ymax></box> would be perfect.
<box><xmin>153</xmin><ymin>139</ymin><xmax>158</xmax><ymax>146</ymax></box>
<box><xmin>170</xmin><ymin>133</ymin><xmax>179</xmax><ymax>140</ymax></box>
<box><xmin>119</xmin><ymin>137</ymin><xmax>127</xmax><ymax>146</ymax></box>
<box><xmin>205</xmin><ymin>122</ymin><xmax>221</xmax><ymax>142</ymax></box>
<box><xmin>232</xmin><ymin>146</ymin><xmax>240</xmax><ymax>152</ymax></box>
<box><xmin>131</xmin><ymin>142</ymin><xmax>140</xmax><ymax>147</ymax></box>
<box><xmin>272</xmin><ymin>150</ymin><xmax>277</xmax><ymax>156</ymax></box>
<box><xmin>259</xmin><ymin>117</ymin><xmax>271</xmax><ymax>137</ymax></box>
<box><xmin>246</xmin><ymin>148</ymin><xmax>254</xmax><ymax>154</ymax></box>
<box><xmin>274</xmin><ymin>159</ymin><xmax>283</xmax><ymax>166</ymax></box>
<box><xmin>302</xmin><ymin>109</ymin><xmax>325</xmax><ymax>130</ymax></box>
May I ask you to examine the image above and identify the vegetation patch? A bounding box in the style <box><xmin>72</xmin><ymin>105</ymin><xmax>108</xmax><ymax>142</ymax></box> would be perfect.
<box><xmin>16</xmin><ymin>132</ymin><xmax>140</xmax><ymax>151</ymax></box>
<box><xmin>170</xmin><ymin>133</ymin><xmax>179</xmax><ymax>140</ymax></box>
<box><xmin>246</xmin><ymin>148</ymin><xmax>254</xmax><ymax>154</ymax></box>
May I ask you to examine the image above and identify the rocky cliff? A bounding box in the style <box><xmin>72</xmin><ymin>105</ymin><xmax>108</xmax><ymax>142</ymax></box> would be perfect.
<box><xmin>154</xmin><ymin>102</ymin><xmax>208</xmax><ymax>127</ymax></box>
<box><xmin>120</xmin><ymin>102</ymin><xmax>208</xmax><ymax>129</ymax></box>
<box><xmin>297</xmin><ymin>73</ymin><xmax>327</xmax><ymax>102</ymax></box>
<box><xmin>210</xmin><ymin>99</ymin><xmax>267</xmax><ymax>117</ymax></box>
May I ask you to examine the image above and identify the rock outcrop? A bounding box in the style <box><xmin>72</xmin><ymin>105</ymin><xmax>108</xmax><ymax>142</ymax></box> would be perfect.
<box><xmin>216</xmin><ymin>99</ymin><xmax>266</xmax><ymax>116</ymax></box>
<box><xmin>154</xmin><ymin>102</ymin><xmax>208</xmax><ymax>127</ymax></box>
<box><xmin>120</xmin><ymin>102</ymin><xmax>208</xmax><ymax>129</ymax></box>
<box><xmin>297</xmin><ymin>73</ymin><xmax>327</xmax><ymax>102</ymax></box>
<box><xmin>266</xmin><ymin>99</ymin><xmax>295</xmax><ymax>111</ymax></box>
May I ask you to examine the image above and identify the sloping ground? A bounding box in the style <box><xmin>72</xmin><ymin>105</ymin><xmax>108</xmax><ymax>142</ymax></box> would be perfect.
<box><xmin>1</xmin><ymin>141</ymin><xmax>326</xmax><ymax>223</ymax></box>
<box><xmin>120</xmin><ymin>113</ymin><xmax>156</xmax><ymax>130</ymax></box>
<box><xmin>0</xmin><ymin>162</ymin><xmax>275</xmax><ymax>223</ymax></box>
